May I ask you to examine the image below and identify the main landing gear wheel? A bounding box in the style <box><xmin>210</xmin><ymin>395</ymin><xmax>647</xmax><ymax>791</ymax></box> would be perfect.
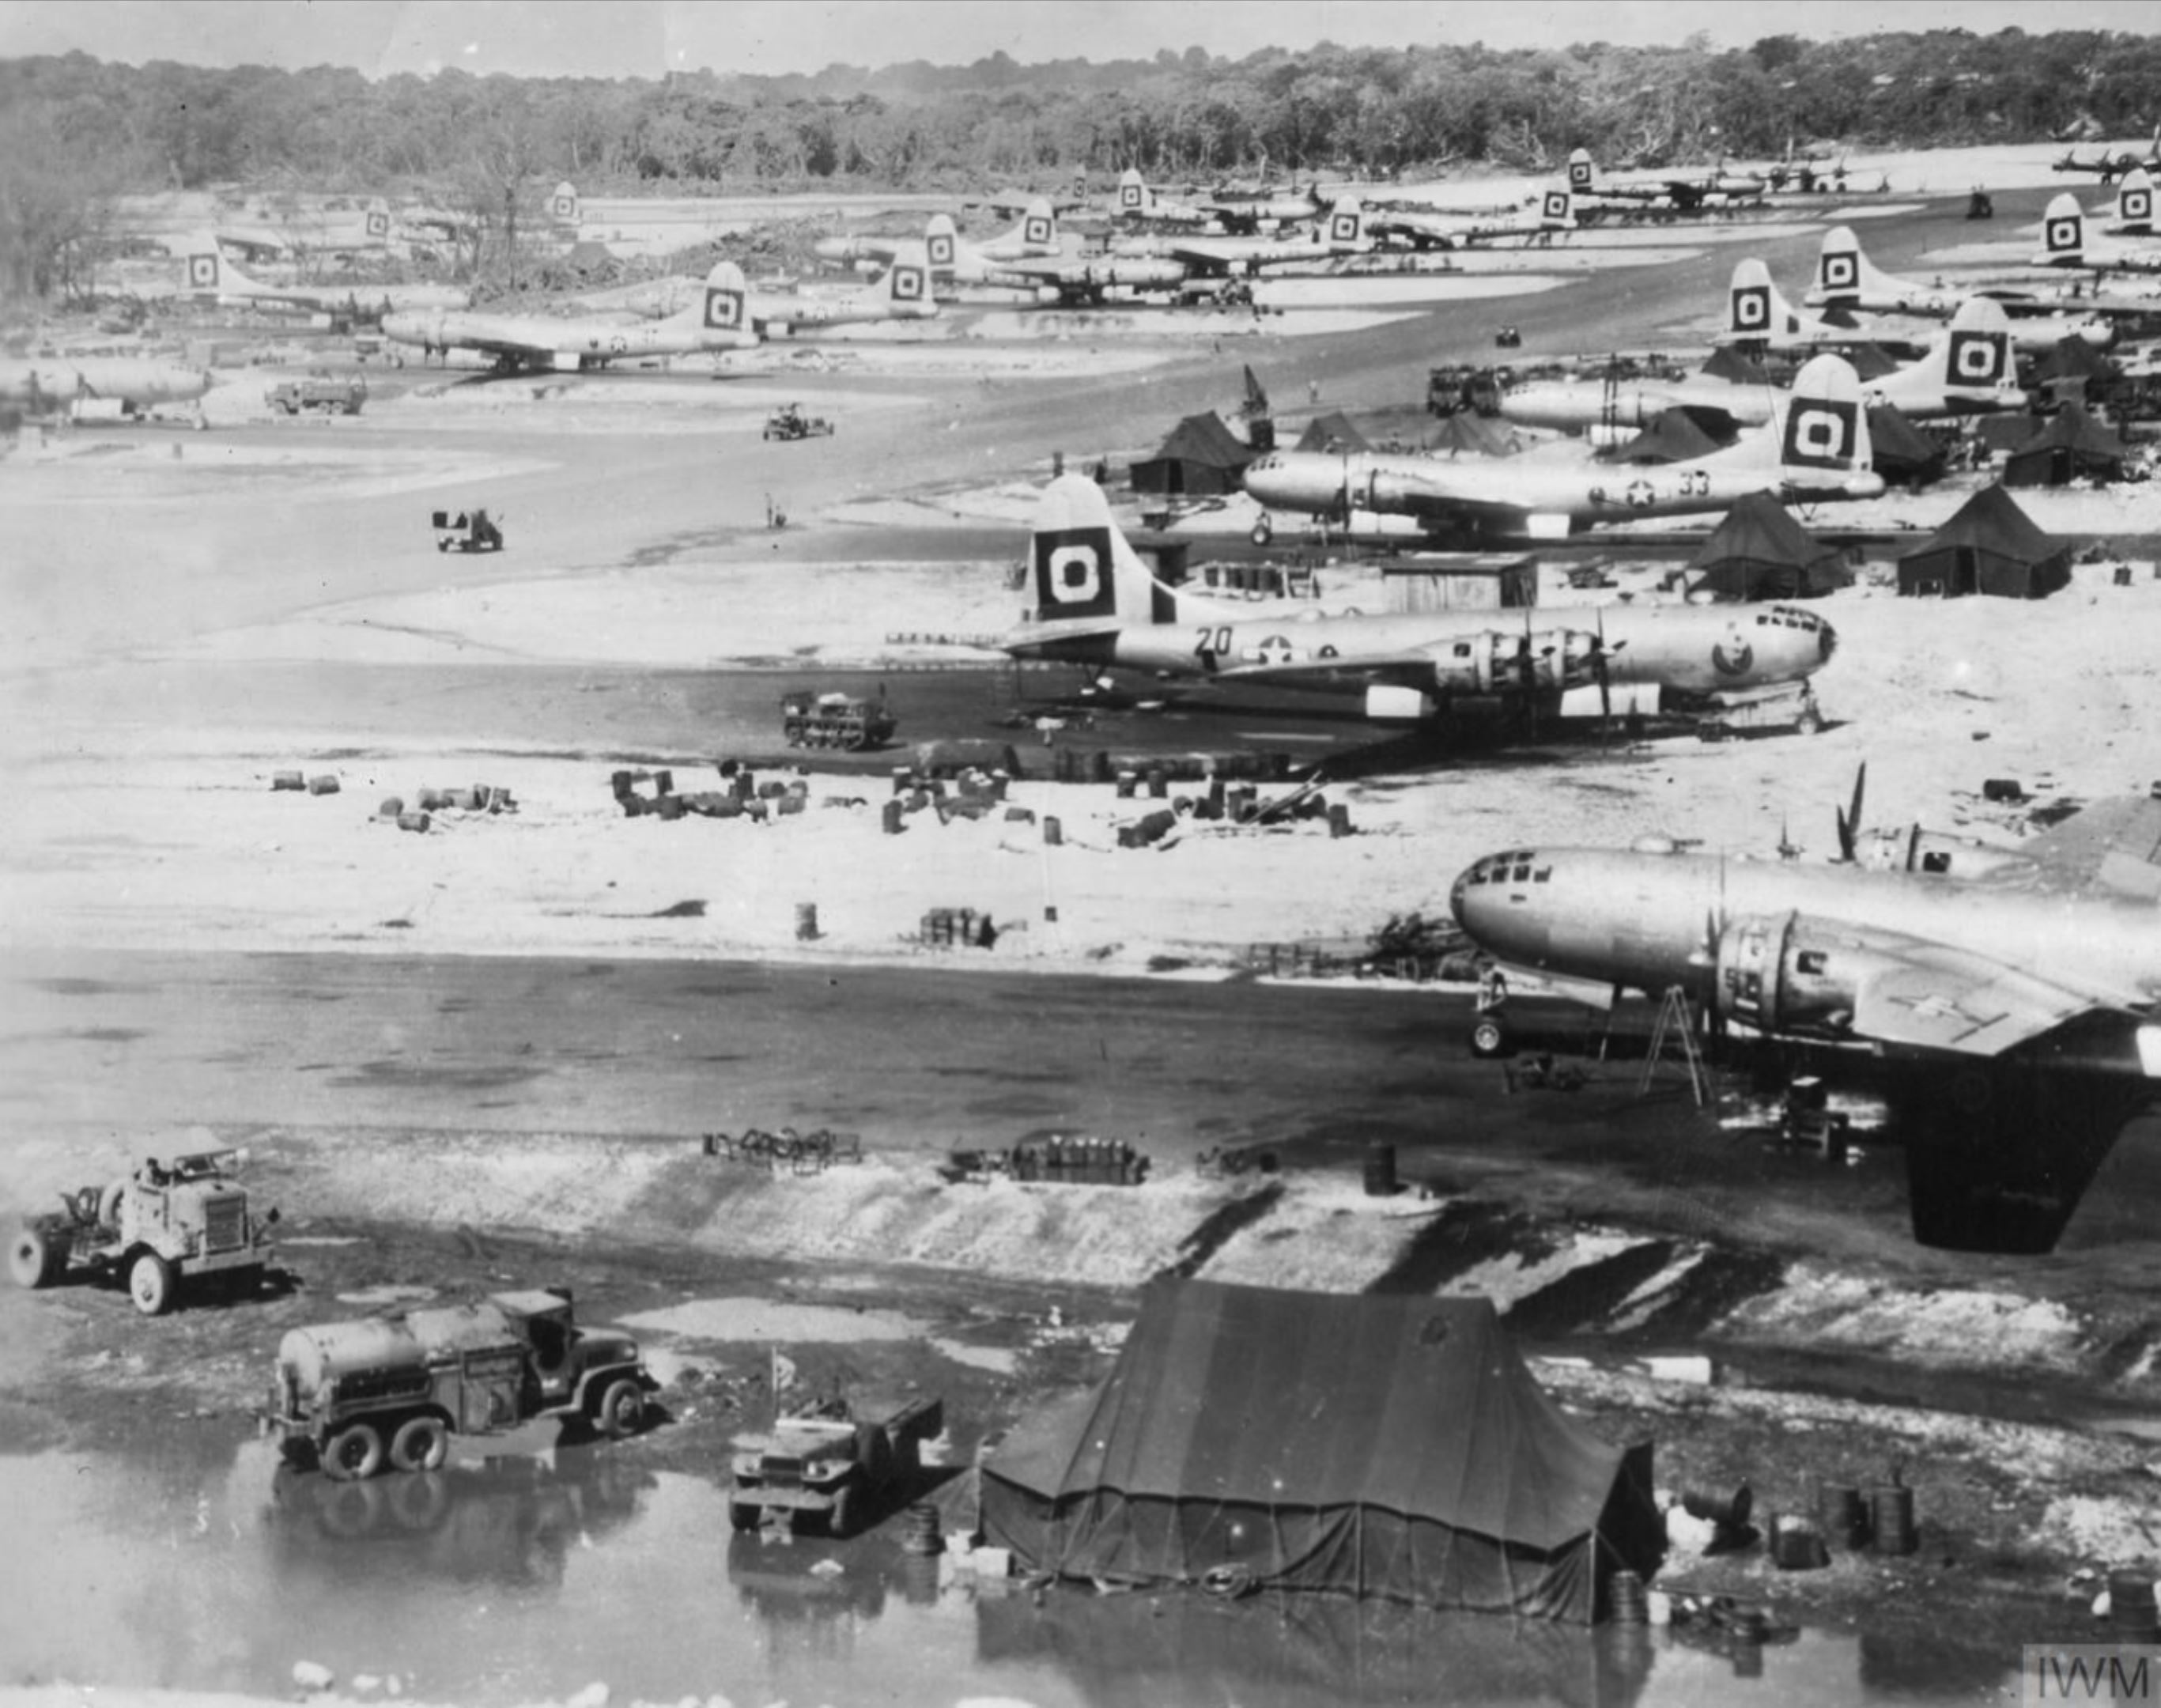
<box><xmin>1469</xmin><ymin>1016</ymin><xmax>1512</xmax><ymax>1059</ymax></box>
<box><xmin>1250</xmin><ymin>514</ymin><xmax>1274</xmax><ymax>546</ymax></box>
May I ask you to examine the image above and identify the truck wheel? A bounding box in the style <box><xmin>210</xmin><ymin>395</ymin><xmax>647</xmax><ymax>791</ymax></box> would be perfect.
<box><xmin>99</xmin><ymin>1180</ymin><xmax>127</xmax><ymax>1229</ymax></box>
<box><xmin>129</xmin><ymin>1252</ymin><xmax>176</xmax><ymax>1316</ymax></box>
<box><xmin>1469</xmin><ymin>1016</ymin><xmax>1512</xmax><ymax>1060</ymax></box>
<box><xmin>828</xmin><ymin>1485</ymin><xmax>856</xmax><ymax>1539</ymax></box>
<box><xmin>596</xmin><ymin>1377</ymin><xmax>646</xmax><ymax>1439</ymax></box>
<box><xmin>729</xmin><ymin>1496</ymin><xmax>761</xmax><ymax>1532</ymax></box>
<box><xmin>9</xmin><ymin>1227</ymin><xmax>55</xmax><ymax>1289</ymax></box>
<box><xmin>322</xmin><ymin>1420</ymin><xmax>385</xmax><ymax>1482</ymax></box>
<box><xmin>390</xmin><ymin>1414</ymin><xmax>450</xmax><ymax>1473</ymax></box>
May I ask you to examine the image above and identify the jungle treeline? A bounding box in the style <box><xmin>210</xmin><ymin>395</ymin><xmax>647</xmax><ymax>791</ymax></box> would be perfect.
<box><xmin>3</xmin><ymin>28</ymin><xmax>2157</xmax><ymax>297</ymax></box>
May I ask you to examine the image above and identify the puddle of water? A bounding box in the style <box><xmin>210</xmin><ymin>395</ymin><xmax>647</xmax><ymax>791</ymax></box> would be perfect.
<box><xmin>619</xmin><ymin>1295</ymin><xmax>927</xmax><ymax>1343</ymax></box>
<box><xmin>0</xmin><ymin>1441</ymin><xmax>2023</xmax><ymax>1706</ymax></box>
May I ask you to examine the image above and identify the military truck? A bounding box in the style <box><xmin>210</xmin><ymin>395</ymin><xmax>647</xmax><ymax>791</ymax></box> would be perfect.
<box><xmin>729</xmin><ymin>1393</ymin><xmax>943</xmax><ymax>1536</ymax></box>
<box><xmin>780</xmin><ymin>689</ymin><xmax>897</xmax><ymax>751</ymax></box>
<box><xmin>268</xmin><ymin>375</ymin><xmax>366</xmax><ymax>416</ymax></box>
<box><xmin>8</xmin><ymin>1147</ymin><xmax>279</xmax><ymax>1315</ymax></box>
<box><xmin>265</xmin><ymin>1288</ymin><xmax>657</xmax><ymax>1482</ymax></box>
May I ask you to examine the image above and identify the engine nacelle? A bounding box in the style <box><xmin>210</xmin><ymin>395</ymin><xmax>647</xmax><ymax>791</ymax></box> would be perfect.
<box><xmin>1713</xmin><ymin>910</ymin><xmax>1902</xmax><ymax>1040</ymax></box>
<box><xmin>1426</xmin><ymin>628</ymin><xmax>1604</xmax><ymax>697</ymax></box>
<box><xmin>1364</xmin><ymin>684</ymin><xmax>1434</xmax><ymax>721</ymax></box>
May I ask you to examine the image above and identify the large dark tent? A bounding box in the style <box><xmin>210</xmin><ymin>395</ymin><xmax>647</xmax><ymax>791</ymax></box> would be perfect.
<box><xmin>1897</xmin><ymin>484</ymin><xmax>2069</xmax><ymax>598</ymax></box>
<box><xmin>1608</xmin><ymin>407</ymin><xmax>1722</xmax><ymax>463</ymax></box>
<box><xmin>1865</xmin><ymin>402</ymin><xmax>1948</xmax><ymax>487</ymax></box>
<box><xmin>2002</xmin><ymin>403</ymin><xmax>2133</xmax><ymax>488</ymax></box>
<box><xmin>977</xmin><ymin>1281</ymin><xmax>1663</xmax><ymax>1623</ymax></box>
<box><xmin>1697</xmin><ymin>344</ymin><xmax>1773</xmax><ymax>386</ymax></box>
<box><xmin>1426</xmin><ymin>410</ymin><xmax>1519</xmax><ymax>456</ymax></box>
<box><xmin>1687</xmin><ymin>493</ymin><xmax>1852</xmax><ymax>600</ymax></box>
<box><xmin>1130</xmin><ymin>411</ymin><xmax>1253</xmax><ymax>496</ymax></box>
<box><xmin>1294</xmin><ymin>410</ymin><xmax>1369</xmax><ymax>453</ymax></box>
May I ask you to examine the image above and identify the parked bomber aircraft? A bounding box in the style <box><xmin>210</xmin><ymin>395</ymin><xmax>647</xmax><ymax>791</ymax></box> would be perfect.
<box><xmin>1564</xmin><ymin>149</ymin><xmax>1766</xmax><ymax>212</ymax></box>
<box><xmin>1805</xmin><ymin>225</ymin><xmax>2123</xmax><ymax>341</ymax></box>
<box><xmin>1448</xmin><ymin>822</ymin><xmax>2161</xmax><ymax>1253</ymax></box>
<box><xmin>999</xmin><ymin>474</ymin><xmax>1834</xmax><ymax>725</ymax></box>
<box><xmin>183</xmin><ymin>235</ymin><xmax>470</xmax><ymax>323</ymax></box>
<box><xmin>2052</xmin><ymin>126</ymin><xmax>2161</xmax><ymax>183</ymax></box>
<box><xmin>1496</xmin><ymin>369</ymin><xmax>1778</xmax><ymax>439</ymax></box>
<box><xmin>379</xmin><ymin>261</ymin><xmax>759</xmax><ymax>372</ymax></box>
<box><xmin>1720</xmin><ymin>269</ymin><xmax>2029</xmax><ymax>417</ymax></box>
<box><xmin>1729</xmin><ymin>254</ymin><xmax>2101</xmax><ymax>360</ymax></box>
<box><xmin>1109</xmin><ymin>199</ymin><xmax>1371</xmax><ymax>278</ymax></box>
<box><xmin>750</xmin><ymin>255</ymin><xmax>937</xmax><ymax>334</ymax></box>
<box><xmin>816</xmin><ymin>201</ymin><xmax>1062</xmax><ymax>277</ymax></box>
<box><xmin>2035</xmin><ymin>190</ymin><xmax>2161</xmax><ymax>274</ymax></box>
<box><xmin>0</xmin><ymin>357</ymin><xmax>214</xmax><ymax>423</ymax></box>
<box><xmin>1244</xmin><ymin>353</ymin><xmax>1882</xmax><ymax>544</ymax></box>
<box><xmin>1366</xmin><ymin>185</ymin><xmax>1577</xmax><ymax>251</ymax></box>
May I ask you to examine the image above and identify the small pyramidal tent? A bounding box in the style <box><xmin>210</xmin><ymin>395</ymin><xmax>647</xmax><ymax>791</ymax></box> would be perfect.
<box><xmin>977</xmin><ymin>1280</ymin><xmax>1663</xmax><ymax>1623</ymax></box>
<box><xmin>1130</xmin><ymin>411</ymin><xmax>1253</xmax><ymax>496</ymax></box>
<box><xmin>1609</xmin><ymin>407</ymin><xmax>1723</xmax><ymax>464</ymax></box>
<box><xmin>1897</xmin><ymin>482</ymin><xmax>2069</xmax><ymax>598</ymax></box>
<box><xmin>2003</xmin><ymin>402</ymin><xmax>2133</xmax><ymax>488</ymax></box>
<box><xmin>1687</xmin><ymin>493</ymin><xmax>1853</xmax><ymax>600</ymax></box>
<box><xmin>1294</xmin><ymin>410</ymin><xmax>1369</xmax><ymax>453</ymax></box>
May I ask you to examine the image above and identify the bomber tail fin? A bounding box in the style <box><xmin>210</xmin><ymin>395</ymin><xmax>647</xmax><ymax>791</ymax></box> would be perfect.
<box><xmin>1916</xmin><ymin>295</ymin><xmax>2016</xmax><ymax>400</ymax></box>
<box><xmin>697</xmin><ymin>260</ymin><xmax>756</xmax><ymax>345</ymax></box>
<box><xmin>924</xmin><ymin>214</ymin><xmax>959</xmax><ymax>277</ymax></box>
<box><xmin>182</xmin><ymin>234</ymin><xmax>252</xmax><ymax>298</ymax></box>
<box><xmin>1018</xmin><ymin>198</ymin><xmax>1057</xmax><ymax>254</ymax></box>
<box><xmin>1775</xmin><ymin>353</ymin><xmax>1874</xmax><ymax>487</ymax></box>
<box><xmin>1116</xmin><ymin>168</ymin><xmax>1150</xmax><ymax>220</ymax></box>
<box><xmin>875</xmin><ymin>248</ymin><xmax>935</xmax><ymax>316</ymax></box>
<box><xmin>1322</xmin><ymin>197</ymin><xmax>1367</xmax><ymax>253</ymax></box>
<box><xmin>2112</xmin><ymin>167</ymin><xmax>2155</xmax><ymax>234</ymax></box>
<box><xmin>1722</xmin><ymin>256</ymin><xmax>1842</xmax><ymax>344</ymax></box>
<box><xmin>1027</xmin><ymin>474</ymin><xmax>1170</xmax><ymax>628</ymax></box>
<box><xmin>1536</xmin><ymin>180</ymin><xmax>1576</xmax><ymax>231</ymax></box>
<box><xmin>2036</xmin><ymin>191</ymin><xmax>2090</xmax><ymax>266</ymax></box>
<box><xmin>546</xmin><ymin>181</ymin><xmax>581</xmax><ymax>227</ymax></box>
<box><xmin>1566</xmin><ymin>148</ymin><xmax>1596</xmax><ymax>196</ymax></box>
<box><xmin>362</xmin><ymin>197</ymin><xmax>392</xmax><ymax>245</ymax></box>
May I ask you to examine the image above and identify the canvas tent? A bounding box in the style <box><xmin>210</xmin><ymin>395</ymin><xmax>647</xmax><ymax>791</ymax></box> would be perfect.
<box><xmin>1865</xmin><ymin>402</ymin><xmax>1948</xmax><ymax>487</ymax></box>
<box><xmin>1897</xmin><ymin>483</ymin><xmax>2068</xmax><ymax>599</ymax></box>
<box><xmin>1608</xmin><ymin>407</ymin><xmax>1722</xmax><ymax>463</ymax></box>
<box><xmin>1130</xmin><ymin>411</ymin><xmax>1253</xmax><ymax>496</ymax></box>
<box><xmin>977</xmin><ymin>1281</ymin><xmax>1663</xmax><ymax>1623</ymax></box>
<box><xmin>1426</xmin><ymin>410</ymin><xmax>1519</xmax><ymax>456</ymax></box>
<box><xmin>1698</xmin><ymin>345</ymin><xmax>1772</xmax><ymax>386</ymax></box>
<box><xmin>2002</xmin><ymin>403</ymin><xmax>2133</xmax><ymax>488</ymax></box>
<box><xmin>1294</xmin><ymin>410</ymin><xmax>1368</xmax><ymax>453</ymax></box>
<box><xmin>1687</xmin><ymin>493</ymin><xmax>1852</xmax><ymax>600</ymax></box>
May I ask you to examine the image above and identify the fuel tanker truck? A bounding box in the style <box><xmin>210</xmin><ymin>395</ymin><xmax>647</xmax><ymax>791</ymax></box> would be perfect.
<box><xmin>265</xmin><ymin>1287</ymin><xmax>657</xmax><ymax>1480</ymax></box>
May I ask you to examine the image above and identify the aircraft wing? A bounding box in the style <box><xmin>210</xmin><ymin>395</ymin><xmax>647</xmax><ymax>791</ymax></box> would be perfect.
<box><xmin>1990</xmin><ymin>796</ymin><xmax>2161</xmax><ymax>900</ymax></box>
<box><xmin>1849</xmin><ymin>937</ymin><xmax>2108</xmax><ymax>1057</ymax></box>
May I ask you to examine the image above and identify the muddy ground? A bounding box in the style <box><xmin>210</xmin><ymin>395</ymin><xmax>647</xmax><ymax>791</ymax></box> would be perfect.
<box><xmin>6</xmin><ymin>160</ymin><xmax>2161</xmax><ymax>1703</ymax></box>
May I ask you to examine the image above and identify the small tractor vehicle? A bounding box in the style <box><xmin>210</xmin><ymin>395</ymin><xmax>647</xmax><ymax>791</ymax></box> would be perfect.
<box><xmin>780</xmin><ymin>689</ymin><xmax>897</xmax><ymax>750</ymax></box>
<box><xmin>432</xmin><ymin>508</ymin><xmax>504</xmax><ymax>552</ymax></box>
<box><xmin>763</xmin><ymin>402</ymin><xmax>834</xmax><ymax>441</ymax></box>
<box><xmin>265</xmin><ymin>1287</ymin><xmax>657</xmax><ymax>1481</ymax></box>
<box><xmin>730</xmin><ymin>1394</ymin><xmax>943</xmax><ymax>1536</ymax></box>
<box><xmin>8</xmin><ymin>1147</ymin><xmax>280</xmax><ymax>1315</ymax></box>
